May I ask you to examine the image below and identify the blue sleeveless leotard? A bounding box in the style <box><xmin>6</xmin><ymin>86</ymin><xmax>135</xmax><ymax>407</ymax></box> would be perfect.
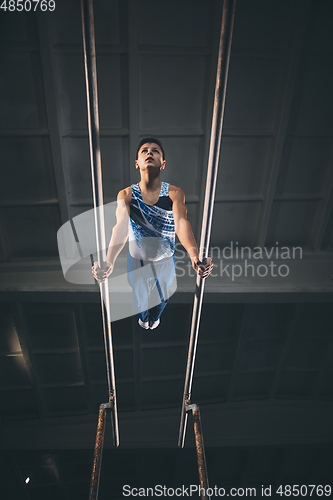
<box><xmin>129</xmin><ymin>182</ymin><xmax>175</xmax><ymax>261</ymax></box>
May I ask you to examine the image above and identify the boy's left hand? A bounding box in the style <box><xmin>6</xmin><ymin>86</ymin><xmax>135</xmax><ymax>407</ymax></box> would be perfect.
<box><xmin>192</xmin><ymin>257</ymin><xmax>214</xmax><ymax>279</ymax></box>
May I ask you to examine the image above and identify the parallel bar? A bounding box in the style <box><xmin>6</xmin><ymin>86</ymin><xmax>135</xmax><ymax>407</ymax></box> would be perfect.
<box><xmin>100</xmin><ymin>290</ymin><xmax>119</xmax><ymax>444</ymax></box>
<box><xmin>188</xmin><ymin>404</ymin><xmax>210</xmax><ymax>500</ymax></box>
<box><xmin>89</xmin><ymin>404</ymin><xmax>109</xmax><ymax>500</ymax></box>
<box><xmin>81</xmin><ymin>0</ymin><xmax>119</xmax><ymax>447</ymax></box>
<box><xmin>178</xmin><ymin>0</ymin><xmax>236</xmax><ymax>448</ymax></box>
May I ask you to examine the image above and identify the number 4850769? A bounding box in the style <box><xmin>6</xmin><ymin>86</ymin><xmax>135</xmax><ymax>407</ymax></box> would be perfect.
<box><xmin>0</xmin><ymin>0</ymin><xmax>56</xmax><ymax>11</ymax></box>
<box><xmin>276</xmin><ymin>485</ymin><xmax>332</xmax><ymax>497</ymax></box>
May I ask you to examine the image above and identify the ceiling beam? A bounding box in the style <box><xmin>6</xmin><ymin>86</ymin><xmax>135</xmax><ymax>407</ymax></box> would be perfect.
<box><xmin>35</xmin><ymin>13</ymin><xmax>71</xmax><ymax>225</ymax></box>
<box><xmin>11</xmin><ymin>303</ymin><xmax>47</xmax><ymax>418</ymax></box>
<box><xmin>2</xmin><ymin>400</ymin><xmax>333</xmax><ymax>450</ymax></box>
<box><xmin>0</xmin><ymin>209</ymin><xmax>11</xmax><ymax>262</ymax></box>
<box><xmin>195</xmin><ymin>0</ymin><xmax>224</xmax><ymax>242</ymax></box>
<box><xmin>132</xmin><ymin>316</ymin><xmax>142</xmax><ymax>412</ymax></box>
<box><xmin>73</xmin><ymin>305</ymin><xmax>95</xmax><ymax>414</ymax></box>
<box><xmin>268</xmin><ymin>304</ymin><xmax>298</xmax><ymax>399</ymax></box>
<box><xmin>128</xmin><ymin>0</ymin><xmax>140</xmax><ymax>186</ymax></box>
<box><xmin>226</xmin><ymin>304</ymin><xmax>248</xmax><ymax>402</ymax></box>
<box><xmin>9</xmin><ymin>453</ymin><xmax>31</xmax><ymax>500</ymax></box>
<box><xmin>310</xmin><ymin>153</ymin><xmax>333</xmax><ymax>250</ymax></box>
<box><xmin>240</xmin><ymin>448</ymin><xmax>256</xmax><ymax>485</ymax></box>
<box><xmin>50</xmin><ymin>453</ymin><xmax>70</xmax><ymax>500</ymax></box>
<box><xmin>277</xmin><ymin>448</ymin><xmax>297</xmax><ymax>485</ymax></box>
<box><xmin>255</xmin><ymin>0</ymin><xmax>312</xmax><ymax>247</ymax></box>
<box><xmin>1</xmin><ymin>256</ymin><xmax>333</xmax><ymax>301</ymax></box>
<box><xmin>310</xmin><ymin>332</ymin><xmax>333</xmax><ymax>400</ymax></box>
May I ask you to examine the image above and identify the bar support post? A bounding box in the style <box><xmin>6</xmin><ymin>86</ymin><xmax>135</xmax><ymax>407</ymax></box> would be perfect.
<box><xmin>89</xmin><ymin>404</ymin><xmax>110</xmax><ymax>500</ymax></box>
<box><xmin>178</xmin><ymin>0</ymin><xmax>237</xmax><ymax>449</ymax></box>
<box><xmin>187</xmin><ymin>404</ymin><xmax>210</xmax><ymax>500</ymax></box>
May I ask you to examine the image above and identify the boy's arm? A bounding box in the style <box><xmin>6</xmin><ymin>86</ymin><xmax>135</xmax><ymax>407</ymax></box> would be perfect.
<box><xmin>92</xmin><ymin>188</ymin><xmax>131</xmax><ymax>282</ymax></box>
<box><xmin>170</xmin><ymin>186</ymin><xmax>213</xmax><ymax>278</ymax></box>
<box><xmin>105</xmin><ymin>189</ymin><xmax>131</xmax><ymax>266</ymax></box>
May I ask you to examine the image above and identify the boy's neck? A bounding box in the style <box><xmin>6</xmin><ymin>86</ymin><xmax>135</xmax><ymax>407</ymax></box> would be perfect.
<box><xmin>139</xmin><ymin>171</ymin><xmax>161</xmax><ymax>192</ymax></box>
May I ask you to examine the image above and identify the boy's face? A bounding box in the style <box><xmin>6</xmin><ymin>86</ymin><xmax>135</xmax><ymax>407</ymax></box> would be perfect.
<box><xmin>135</xmin><ymin>143</ymin><xmax>166</xmax><ymax>171</ymax></box>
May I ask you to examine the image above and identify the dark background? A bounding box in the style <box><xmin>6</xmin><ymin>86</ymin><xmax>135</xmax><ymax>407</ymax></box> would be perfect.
<box><xmin>0</xmin><ymin>0</ymin><xmax>333</xmax><ymax>498</ymax></box>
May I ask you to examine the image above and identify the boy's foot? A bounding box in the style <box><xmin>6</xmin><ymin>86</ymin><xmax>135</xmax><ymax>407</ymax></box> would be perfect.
<box><xmin>149</xmin><ymin>318</ymin><xmax>160</xmax><ymax>330</ymax></box>
<box><xmin>138</xmin><ymin>318</ymin><xmax>149</xmax><ymax>329</ymax></box>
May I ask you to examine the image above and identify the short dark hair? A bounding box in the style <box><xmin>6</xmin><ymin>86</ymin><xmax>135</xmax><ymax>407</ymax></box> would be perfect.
<box><xmin>136</xmin><ymin>137</ymin><xmax>165</xmax><ymax>160</ymax></box>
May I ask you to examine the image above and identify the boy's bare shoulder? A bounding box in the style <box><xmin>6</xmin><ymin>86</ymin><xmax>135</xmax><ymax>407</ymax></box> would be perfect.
<box><xmin>168</xmin><ymin>184</ymin><xmax>185</xmax><ymax>202</ymax></box>
<box><xmin>117</xmin><ymin>186</ymin><xmax>132</xmax><ymax>204</ymax></box>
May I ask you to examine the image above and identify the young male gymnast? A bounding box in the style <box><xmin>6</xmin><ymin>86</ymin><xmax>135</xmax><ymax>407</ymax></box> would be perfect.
<box><xmin>93</xmin><ymin>138</ymin><xmax>213</xmax><ymax>329</ymax></box>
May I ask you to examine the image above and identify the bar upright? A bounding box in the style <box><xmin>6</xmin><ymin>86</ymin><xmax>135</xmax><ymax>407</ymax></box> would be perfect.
<box><xmin>178</xmin><ymin>0</ymin><xmax>237</xmax><ymax>449</ymax></box>
<box><xmin>188</xmin><ymin>404</ymin><xmax>210</xmax><ymax>500</ymax></box>
<box><xmin>81</xmin><ymin>0</ymin><xmax>119</xmax><ymax>460</ymax></box>
<box><xmin>89</xmin><ymin>404</ymin><xmax>109</xmax><ymax>500</ymax></box>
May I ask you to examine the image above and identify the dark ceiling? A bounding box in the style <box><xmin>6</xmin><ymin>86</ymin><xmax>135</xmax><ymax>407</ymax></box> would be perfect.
<box><xmin>0</xmin><ymin>0</ymin><xmax>333</xmax><ymax>498</ymax></box>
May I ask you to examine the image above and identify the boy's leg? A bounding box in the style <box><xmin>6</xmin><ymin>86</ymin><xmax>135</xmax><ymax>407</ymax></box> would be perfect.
<box><xmin>148</xmin><ymin>299</ymin><xmax>169</xmax><ymax>323</ymax></box>
<box><xmin>127</xmin><ymin>253</ymin><xmax>150</xmax><ymax>323</ymax></box>
<box><xmin>148</xmin><ymin>256</ymin><xmax>175</xmax><ymax>322</ymax></box>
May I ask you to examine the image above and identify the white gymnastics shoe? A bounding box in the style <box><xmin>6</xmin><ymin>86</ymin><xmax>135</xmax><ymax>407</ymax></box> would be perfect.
<box><xmin>149</xmin><ymin>318</ymin><xmax>160</xmax><ymax>330</ymax></box>
<box><xmin>138</xmin><ymin>318</ymin><xmax>149</xmax><ymax>329</ymax></box>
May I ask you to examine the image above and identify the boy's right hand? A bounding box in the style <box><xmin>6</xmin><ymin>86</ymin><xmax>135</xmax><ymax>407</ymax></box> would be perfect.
<box><xmin>92</xmin><ymin>262</ymin><xmax>113</xmax><ymax>283</ymax></box>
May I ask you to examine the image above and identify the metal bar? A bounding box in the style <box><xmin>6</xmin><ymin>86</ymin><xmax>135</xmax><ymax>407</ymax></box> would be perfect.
<box><xmin>100</xmin><ymin>289</ymin><xmax>119</xmax><ymax>444</ymax></box>
<box><xmin>188</xmin><ymin>404</ymin><xmax>210</xmax><ymax>500</ymax></box>
<box><xmin>178</xmin><ymin>0</ymin><xmax>236</xmax><ymax>448</ymax></box>
<box><xmin>89</xmin><ymin>403</ymin><xmax>109</xmax><ymax>500</ymax></box>
<box><xmin>81</xmin><ymin>0</ymin><xmax>119</xmax><ymax>447</ymax></box>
